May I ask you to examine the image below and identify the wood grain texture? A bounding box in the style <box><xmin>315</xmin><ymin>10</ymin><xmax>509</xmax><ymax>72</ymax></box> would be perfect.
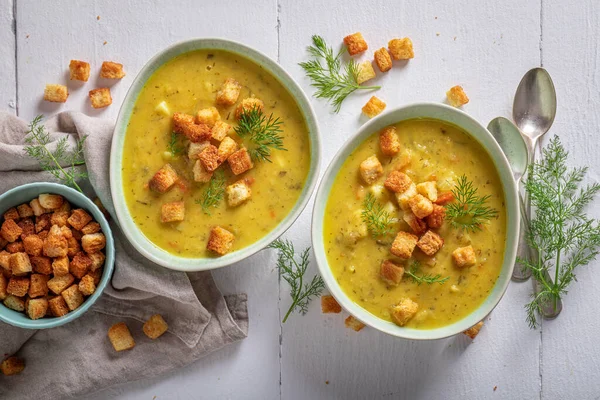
<box><xmin>0</xmin><ymin>0</ymin><xmax>16</xmax><ymax>114</ymax></box>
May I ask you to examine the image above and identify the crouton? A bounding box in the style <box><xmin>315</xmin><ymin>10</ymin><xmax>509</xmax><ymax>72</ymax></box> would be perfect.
<box><xmin>108</xmin><ymin>322</ymin><xmax>136</xmax><ymax>351</ymax></box>
<box><xmin>47</xmin><ymin>273</ymin><xmax>75</xmax><ymax>295</ymax></box>
<box><xmin>345</xmin><ymin>315</ymin><xmax>366</xmax><ymax>332</ymax></box>
<box><xmin>207</xmin><ymin>226</ymin><xmax>235</xmax><ymax>255</ymax></box>
<box><xmin>379</xmin><ymin>126</ymin><xmax>400</xmax><ymax>156</ymax></box>
<box><xmin>235</xmin><ymin>98</ymin><xmax>264</xmax><ymax>120</ymax></box>
<box><xmin>199</xmin><ymin>145</ymin><xmax>221</xmax><ymax>172</ymax></box>
<box><xmin>100</xmin><ymin>61</ymin><xmax>126</xmax><ymax>79</ymax></box>
<box><xmin>35</xmin><ymin>214</ymin><xmax>51</xmax><ymax>233</ymax></box>
<box><xmin>395</xmin><ymin>183</ymin><xmax>418</xmax><ymax>211</ymax></box>
<box><xmin>61</xmin><ymin>284</ymin><xmax>84</xmax><ymax>311</ymax></box>
<box><xmin>211</xmin><ymin>121</ymin><xmax>231</xmax><ymax>142</ymax></box>
<box><xmin>143</xmin><ymin>314</ymin><xmax>169</xmax><ymax>339</ymax></box>
<box><xmin>416</xmin><ymin>181</ymin><xmax>438</xmax><ymax>202</ymax></box>
<box><xmin>216</xmin><ymin>78</ymin><xmax>242</xmax><ymax>106</ymax></box>
<box><xmin>3</xmin><ymin>295</ymin><xmax>25</xmax><ymax>312</ymax></box>
<box><xmin>217</xmin><ymin>137</ymin><xmax>238</xmax><ymax>162</ymax></box>
<box><xmin>380</xmin><ymin>260</ymin><xmax>405</xmax><ymax>286</ymax></box>
<box><xmin>435</xmin><ymin>191</ymin><xmax>454</xmax><ymax>205</ymax></box>
<box><xmin>161</xmin><ymin>202</ymin><xmax>185</xmax><ymax>223</ymax></box>
<box><xmin>1</xmin><ymin>220</ymin><xmax>22</xmax><ymax>243</ymax></box>
<box><xmin>88</xmin><ymin>252</ymin><xmax>105</xmax><ymax>271</ymax></box>
<box><xmin>69</xmin><ymin>59</ymin><xmax>90</xmax><ymax>81</ymax></box>
<box><xmin>0</xmin><ymin>357</ymin><xmax>25</xmax><ymax>375</ymax></box>
<box><xmin>226</xmin><ymin>180</ymin><xmax>252</xmax><ymax>207</ymax></box>
<box><xmin>31</xmin><ymin>256</ymin><xmax>52</xmax><ymax>275</ymax></box>
<box><xmin>28</xmin><ymin>274</ymin><xmax>49</xmax><ymax>299</ymax></box>
<box><xmin>390</xmin><ymin>231</ymin><xmax>418</xmax><ymax>259</ymax></box>
<box><xmin>44</xmin><ymin>84</ymin><xmax>68</xmax><ymax>103</ymax></box>
<box><xmin>362</xmin><ymin>96</ymin><xmax>386</xmax><ymax>118</ymax></box>
<box><xmin>67</xmin><ymin>209</ymin><xmax>93</xmax><ymax>231</ymax></box>
<box><xmin>51</xmin><ymin>256</ymin><xmax>69</xmax><ymax>276</ymax></box>
<box><xmin>58</xmin><ymin>201</ymin><xmax>71</xmax><ymax>213</ymax></box>
<box><xmin>67</xmin><ymin>237</ymin><xmax>80</xmax><ymax>258</ymax></box>
<box><xmin>38</xmin><ymin>194</ymin><xmax>64</xmax><ymax>210</ymax></box>
<box><xmin>0</xmin><ymin>274</ymin><xmax>7</xmax><ymax>300</ymax></box>
<box><xmin>452</xmin><ymin>245</ymin><xmax>477</xmax><ymax>268</ymax></box>
<box><xmin>70</xmin><ymin>252</ymin><xmax>92</xmax><ymax>279</ymax></box>
<box><xmin>48</xmin><ymin>295</ymin><xmax>69</xmax><ymax>317</ymax></box>
<box><xmin>388</xmin><ymin>38</ymin><xmax>414</xmax><ymax>60</ymax></box>
<box><xmin>81</xmin><ymin>233</ymin><xmax>106</xmax><ymax>253</ymax></box>
<box><xmin>359</xmin><ymin>155</ymin><xmax>383</xmax><ymax>185</ymax></box>
<box><xmin>78</xmin><ymin>274</ymin><xmax>96</xmax><ymax>296</ymax></box>
<box><xmin>403</xmin><ymin>212</ymin><xmax>427</xmax><ymax>235</ymax></box>
<box><xmin>188</xmin><ymin>141</ymin><xmax>211</xmax><ymax>160</ymax></box>
<box><xmin>426</xmin><ymin>204</ymin><xmax>446</xmax><ymax>229</ymax></box>
<box><xmin>81</xmin><ymin>222</ymin><xmax>100</xmax><ymax>235</ymax></box>
<box><xmin>446</xmin><ymin>85</ymin><xmax>469</xmax><ymax>107</ymax></box>
<box><xmin>0</xmin><ymin>251</ymin><xmax>9</xmax><ymax>274</ymax></box>
<box><xmin>18</xmin><ymin>219</ymin><xmax>34</xmax><ymax>239</ymax></box>
<box><xmin>374</xmin><ymin>48</ymin><xmax>392</xmax><ymax>72</ymax></box>
<box><xmin>182</xmin><ymin>122</ymin><xmax>212</xmax><ymax>143</ymax></box>
<box><xmin>173</xmin><ymin>112</ymin><xmax>195</xmax><ymax>134</ymax></box>
<box><xmin>192</xmin><ymin>160</ymin><xmax>213</xmax><ymax>183</ymax></box>
<box><xmin>23</xmin><ymin>234</ymin><xmax>43</xmax><ymax>256</ymax></box>
<box><xmin>3</xmin><ymin>208</ymin><xmax>19</xmax><ymax>220</ymax></box>
<box><xmin>9</xmin><ymin>253</ymin><xmax>32</xmax><ymax>276</ymax></box>
<box><xmin>7</xmin><ymin>276</ymin><xmax>29</xmax><ymax>297</ymax></box>
<box><xmin>343</xmin><ymin>32</ymin><xmax>368</xmax><ymax>55</ymax></box>
<box><xmin>89</xmin><ymin>88</ymin><xmax>112</xmax><ymax>108</ymax></box>
<box><xmin>87</xmin><ymin>269</ymin><xmax>102</xmax><ymax>285</ymax></box>
<box><xmin>26</xmin><ymin>298</ymin><xmax>48</xmax><ymax>320</ymax></box>
<box><xmin>390</xmin><ymin>298</ymin><xmax>419</xmax><ymax>326</ymax></box>
<box><xmin>149</xmin><ymin>164</ymin><xmax>179</xmax><ymax>193</ymax></box>
<box><xmin>29</xmin><ymin>198</ymin><xmax>48</xmax><ymax>216</ymax></box>
<box><xmin>16</xmin><ymin>204</ymin><xmax>34</xmax><ymax>219</ymax></box>
<box><xmin>228</xmin><ymin>148</ymin><xmax>254</xmax><ymax>175</ymax></box>
<box><xmin>356</xmin><ymin>61</ymin><xmax>376</xmax><ymax>84</ymax></box>
<box><xmin>6</xmin><ymin>241</ymin><xmax>24</xmax><ymax>253</ymax></box>
<box><xmin>50</xmin><ymin>210</ymin><xmax>70</xmax><ymax>227</ymax></box>
<box><xmin>196</xmin><ymin>107</ymin><xmax>221</xmax><ymax>126</ymax></box>
<box><xmin>43</xmin><ymin>225</ymin><xmax>68</xmax><ymax>257</ymax></box>
<box><xmin>384</xmin><ymin>171</ymin><xmax>412</xmax><ymax>193</ymax></box>
<box><xmin>408</xmin><ymin>194</ymin><xmax>434</xmax><ymax>219</ymax></box>
<box><xmin>463</xmin><ymin>321</ymin><xmax>484</xmax><ymax>339</ymax></box>
<box><xmin>321</xmin><ymin>295</ymin><xmax>342</xmax><ymax>313</ymax></box>
<box><xmin>417</xmin><ymin>230</ymin><xmax>444</xmax><ymax>256</ymax></box>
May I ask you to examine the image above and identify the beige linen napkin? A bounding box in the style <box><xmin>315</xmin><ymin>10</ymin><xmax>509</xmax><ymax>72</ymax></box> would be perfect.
<box><xmin>0</xmin><ymin>111</ymin><xmax>248</xmax><ymax>400</ymax></box>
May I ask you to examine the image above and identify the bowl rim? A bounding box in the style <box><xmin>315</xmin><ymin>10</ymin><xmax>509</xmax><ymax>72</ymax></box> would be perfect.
<box><xmin>311</xmin><ymin>102</ymin><xmax>519</xmax><ymax>340</ymax></box>
<box><xmin>0</xmin><ymin>182</ymin><xmax>115</xmax><ymax>329</ymax></box>
<box><xmin>109</xmin><ymin>37</ymin><xmax>321</xmax><ymax>271</ymax></box>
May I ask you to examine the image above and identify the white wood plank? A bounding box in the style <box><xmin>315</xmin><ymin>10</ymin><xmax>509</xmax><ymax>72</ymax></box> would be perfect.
<box><xmin>0</xmin><ymin>0</ymin><xmax>16</xmax><ymax>114</ymax></box>
<box><xmin>279</xmin><ymin>1</ymin><xmax>542</xmax><ymax>398</ymax></box>
<box><xmin>540</xmin><ymin>1</ymin><xmax>600</xmax><ymax>398</ymax></box>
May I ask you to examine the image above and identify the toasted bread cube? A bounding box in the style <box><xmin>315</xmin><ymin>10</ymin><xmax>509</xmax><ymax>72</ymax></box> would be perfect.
<box><xmin>196</xmin><ymin>107</ymin><xmax>221</xmax><ymax>127</ymax></box>
<box><xmin>359</xmin><ymin>155</ymin><xmax>383</xmax><ymax>185</ymax></box>
<box><xmin>452</xmin><ymin>245</ymin><xmax>477</xmax><ymax>268</ymax></box>
<box><xmin>199</xmin><ymin>145</ymin><xmax>221</xmax><ymax>172</ymax></box>
<box><xmin>343</xmin><ymin>32</ymin><xmax>368</xmax><ymax>55</ymax></box>
<box><xmin>228</xmin><ymin>148</ymin><xmax>254</xmax><ymax>175</ymax></box>
<box><xmin>235</xmin><ymin>98</ymin><xmax>264</xmax><ymax>120</ymax></box>
<box><xmin>403</xmin><ymin>212</ymin><xmax>427</xmax><ymax>235</ymax></box>
<box><xmin>9</xmin><ymin>253</ymin><xmax>32</xmax><ymax>276</ymax></box>
<box><xmin>57</xmin><ymin>201</ymin><xmax>72</xmax><ymax>213</ymax></box>
<box><xmin>88</xmin><ymin>268</ymin><xmax>102</xmax><ymax>285</ymax></box>
<box><xmin>374</xmin><ymin>48</ymin><xmax>392</xmax><ymax>72</ymax></box>
<box><xmin>379</xmin><ymin>127</ymin><xmax>401</xmax><ymax>157</ymax></box>
<box><xmin>192</xmin><ymin>160</ymin><xmax>213</xmax><ymax>183</ymax></box>
<box><xmin>464</xmin><ymin>321</ymin><xmax>484</xmax><ymax>339</ymax></box>
<box><xmin>23</xmin><ymin>234</ymin><xmax>43</xmax><ymax>257</ymax></box>
<box><xmin>226</xmin><ymin>180</ymin><xmax>252</xmax><ymax>207</ymax></box>
<box><xmin>50</xmin><ymin>210</ymin><xmax>70</xmax><ymax>227</ymax></box>
<box><xmin>78</xmin><ymin>274</ymin><xmax>96</xmax><ymax>296</ymax></box>
<box><xmin>185</xmin><ymin>123</ymin><xmax>212</xmax><ymax>143</ymax></box>
<box><xmin>380</xmin><ymin>260</ymin><xmax>405</xmax><ymax>286</ymax></box>
<box><xmin>66</xmin><ymin>237</ymin><xmax>80</xmax><ymax>258</ymax></box>
<box><xmin>390</xmin><ymin>298</ymin><xmax>419</xmax><ymax>326</ymax></box>
<box><xmin>44</xmin><ymin>84</ymin><xmax>68</xmax><ymax>103</ymax></box>
<box><xmin>81</xmin><ymin>233</ymin><xmax>106</xmax><ymax>253</ymax></box>
<box><xmin>67</xmin><ymin>209</ymin><xmax>93</xmax><ymax>231</ymax></box>
<box><xmin>48</xmin><ymin>295</ymin><xmax>69</xmax><ymax>317</ymax></box>
<box><xmin>384</xmin><ymin>171</ymin><xmax>412</xmax><ymax>193</ymax></box>
<box><xmin>395</xmin><ymin>183</ymin><xmax>417</xmax><ymax>211</ymax></box>
<box><xmin>81</xmin><ymin>222</ymin><xmax>100</xmax><ymax>235</ymax></box>
<box><xmin>52</xmin><ymin>256</ymin><xmax>69</xmax><ymax>276</ymax></box>
<box><xmin>30</xmin><ymin>198</ymin><xmax>48</xmax><ymax>216</ymax></box>
<box><xmin>408</xmin><ymin>194</ymin><xmax>434</xmax><ymax>219</ymax></box>
<box><xmin>1</xmin><ymin>220</ymin><xmax>22</xmax><ymax>243</ymax></box>
<box><xmin>70</xmin><ymin>252</ymin><xmax>92</xmax><ymax>279</ymax></box>
<box><xmin>188</xmin><ymin>141</ymin><xmax>211</xmax><ymax>160</ymax></box>
<box><xmin>38</xmin><ymin>194</ymin><xmax>64</xmax><ymax>210</ymax></box>
<box><xmin>143</xmin><ymin>314</ymin><xmax>169</xmax><ymax>339</ymax></box>
<box><xmin>173</xmin><ymin>112</ymin><xmax>195</xmax><ymax>134</ymax></box>
<box><xmin>0</xmin><ymin>274</ymin><xmax>7</xmax><ymax>300</ymax></box>
<box><xmin>356</xmin><ymin>61</ymin><xmax>376</xmax><ymax>85</ymax></box>
<box><xmin>89</xmin><ymin>88</ymin><xmax>112</xmax><ymax>108</ymax></box>
<box><xmin>388</xmin><ymin>38</ymin><xmax>414</xmax><ymax>60</ymax></box>
<box><xmin>216</xmin><ymin>78</ymin><xmax>242</xmax><ymax>106</ymax></box>
<box><xmin>69</xmin><ymin>59</ymin><xmax>90</xmax><ymax>81</ymax></box>
<box><xmin>211</xmin><ymin>121</ymin><xmax>231</xmax><ymax>142</ymax></box>
<box><xmin>28</xmin><ymin>274</ymin><xmax>49</xmax><ymax>298</ymax></box>
<box><xmin>426</xmin><ymin>204</ymin><xmax>446</xmax><ymax>229</ymax></box>
<box><xmin>321</xmin><ymin>295</ymin><xmax>342</xmax><ymax>313</ymax></box>
<box><xmin>16</xmin><ymin>204</ymin><xmax>34</xmax><ymax>219</ymax></box>
<box><xmin>362</xmin><ymin>96</ymin><xmax>386</xmax><ymax>118</ymax></box>
<box><xmin>26</xmin><ymin>297</ymin><xmax>48</xmax><ymax>320</ymax></box>
<box><xmin>88</xmin><ymin>252</ymin><xmax>105</xmax><ymax>271</ymax></box>
<box><xmin>345</xmin><ymin>315</ymin><xmax>366</xmax><ymax>332</ymax></box>
<box><xmin>417</xmin><ymin>230</ymin><xmax>444</xmax><ymax>256</ymax></box>
<box><xmin>6</xmin><ymin>241</ymin><xmax>24</xmax><ymax>254</ymax></box>
<box><xmin>446</xmin><ymin>85</ymin><xmax>469</xmax><ymax>107</ymax></box>
<box><xmin>3</xmin><ymin>207</ymin><xmax>19</xmax><ymax>220</ymax></box>
<box><xmin>61</xmin><ymin>284</ymin><xmax>84</xmax><ymax>311</ymax></box>
<box><xmin>149</xmin><ymin>164</ymin><xmax>178</xmax><ymax>193</ymax></box>
<box><xmin>108</xmin><ymin>322</ymin><xmax>136</xmax><ymax>351</ymax></box>
<box><xmin>43</xmin><ymin>225</ymin><xmax>68</xmax><ymax>257</ymax></box>
<box><xmin>47</xmin><ymin>273</ymin><xmax>75</xmax><ymax>295</ymax></box>
<box><xmin>217</xmin><ymin>137</ymin><xmax>238</xmax><ymax>162</ymax></box>
<box><xmin>3</xmin><ymin>295</ymin><xmax>25</xmax><ymax>312</ymax></box>
<box><xmin>0</xmin><ymin>357</ymin><xmax>25</xmax><ymax>375</ymax></box>
<box><xmin>417</xmin><ymin>181</ymin><xmax>438</xmax><ymax>202</ymax></box>
<box><xmin>391</xmin><ymin>231</ymin><xmax>418</xmax><ymax>259</ymax></box>
<box><xmin>7</xmin><ymin>276</ymin><xmax>29</xmax><ymax>297</ymax></box>
<box><xmin>30</xmin><ymin>256</ymin><xmax>52</xmax><ymax>275</ymax></box>
<box><xmin>207</xmin><ymin>226</ymin><xmax>235</xmax><ymax>255</ymax></box>
<box><xmin>100</xmin><ymin>61</ymin><xmax>126</xmax><ymax>79</ymax></box>
<box><xmin>35</xmin><ymin>214</ymin><xmax>51</xmax><ymax>233</ymax></box>
<box><xmin>0</xmin><ymin>251</ymin><xmax>9</xmax><ymax>274</ymax></box>
<box><xmin>161</xmin><ymin>201</ymin><xmax>185</xmax><ymax>223</ymax></box>
<box><xmin>18</xmin><ymin>219</ymin><xmax>34</xmax><ymax>239</ymax></box>
<box><xmin>434</xmin><ymin>191</ymin><xmax>454</xmax><ymax>206</ymax></box>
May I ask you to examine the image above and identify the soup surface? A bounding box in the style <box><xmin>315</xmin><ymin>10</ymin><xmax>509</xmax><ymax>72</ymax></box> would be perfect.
<box><xmin>122</xmin><ymin>50</ymin><xmax>311</xmax><ymax>257</ymax></box>
<box><xmin>323</xmin><ymin>119</ymin><xmax>506</xmax><ymax>329</ymax></box>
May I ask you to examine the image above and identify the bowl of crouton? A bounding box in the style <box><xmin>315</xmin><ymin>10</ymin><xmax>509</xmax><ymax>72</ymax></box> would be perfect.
<box><xmin>0</xmin><ymin>183</ymin><xmax>114</xmax><ymax>329</ymax></box>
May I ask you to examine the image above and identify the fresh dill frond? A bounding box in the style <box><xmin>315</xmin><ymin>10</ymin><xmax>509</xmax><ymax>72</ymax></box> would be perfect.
<box><xmin>298</xmin><ymin>35</ymin><xmax>380</xmax><ymax>113</ymax></box>
<box><xmin>195</xmin><ymin>170</ymin><xmax>226</xmax><ymax>215</ymax></box>
<box><xmin>24</xmin><ymin>115</ymin><xmax>88</xmax><ymax>193</ymax></box>
<box><xmin>404</xmin><ymin>260</ymin><xmax>449</xmax><ymax>285</ymax></box>
<box><xmin>268</xmin><ymin>239</ymin><xmax>325</xmax><ymax>323</ymax></box>
<box><xmin>167</xmin><ymin>132</ymin><xmax>185</xmax><ymax>156</ymax></box>
<box><xmin>445</xmin><ymin>175</ymin><xmax>499</xmax><ymax>232</ymax></box>
<box><xmin>234</xmin><ymin>107</ymin><xmax>286</xmax><ymax>163</ymax></box>
<box><xmin>361</xmin><ymin>193</ymin><xmax>396</xmax><ymax>238</ymax></box>
<box><xmin>519</xmin><ymin>136</ymin><xmax>600</xmax><ymax>328</ymax></box>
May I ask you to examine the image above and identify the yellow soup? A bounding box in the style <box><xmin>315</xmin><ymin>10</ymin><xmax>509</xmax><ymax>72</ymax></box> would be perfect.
<box><xmin>323</xmin><ymin>119</ymin><xmax>506</xmax><ymax>329</ymax></box>
<box><xmin>122</xmin><ymin>50</ymin><xmax>311</xmax><ymax>258</ymax></box>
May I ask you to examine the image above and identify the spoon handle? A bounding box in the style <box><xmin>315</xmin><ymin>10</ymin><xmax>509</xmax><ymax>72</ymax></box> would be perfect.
<box><xmin>512</xmin><ymin>190</ymin><xmax>533</xmax><ymax>281</ymax></box>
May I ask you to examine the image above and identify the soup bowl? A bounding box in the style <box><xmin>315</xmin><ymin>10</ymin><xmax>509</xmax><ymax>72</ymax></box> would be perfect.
<box><xmin>312</xmin><ymin>103</ymin><xmax>519</xmax><ymax>340</ymax></box>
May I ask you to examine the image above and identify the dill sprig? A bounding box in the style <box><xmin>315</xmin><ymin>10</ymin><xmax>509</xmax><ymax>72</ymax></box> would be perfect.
<box><xmin>167</xmin><ymin>132</ymin><xmax>185</xmax><ymax>156</ymax></box>
<box><xmin>24</xmin><ymin>115</ymin><xmax>88</xmax><ymax>193</ymax></box>
<box><xmin>298</xmin><ymin>35</ymin><xmax>380</xmax><ymax>113</ymax></box>
<box><xmin>234</xmin><ymin>107</ymin><xmax>286</xmax><ymax>163</ymax></box>
<box><xmin>519</xmin><ymin>137</ymin><xmax>600</xmax><ymax>328</ymax></box>
<box><xmin>361</xmin><ymin>193</ymin><xmax>396</xmax><ymax>238</ymax></box>
<box><xmin>268</xmin><ymin>239</ymin><xmax>325</xmax><ymax>323</ymax></box>
<box><xmin>445</xmin><ymin>175</ymin><xmax>499</xmax><ymax>232</ymax></box>
<box><xmin>405</xmin><ymin>260</ymin><xmax>449</xmax><ymax>285</ymax></box>
<box><xmin>195</xmin><ymin>170</ymin><xmax>226</xmax><ymax>215</ymax></box>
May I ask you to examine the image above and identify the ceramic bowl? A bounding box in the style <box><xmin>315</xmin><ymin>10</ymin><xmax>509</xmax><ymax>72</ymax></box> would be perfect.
<box><xmin>311</xmin><ymin>103</ymin><xmax>519</xmax><ymax>340</ymax></box>
<box><xmin>0</xmin><ymin>183</ymin><xmax>115</xmax><ymax>329</ymax></box>
<box><xmin>110</xmin><ymin>38</ymin><xmax>320</xmax><ymax>271</ymax></box>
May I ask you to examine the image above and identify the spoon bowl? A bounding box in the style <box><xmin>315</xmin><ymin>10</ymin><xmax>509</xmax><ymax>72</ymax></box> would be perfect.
<box><xmin>513</xmin><ymin>67</ymin><xmax>557</xmax><ymax>141</ymax></box>
<box><xmin>488</xmin><ymin>117</ymin><xmax>528</xmax><ymax>182</ymax></box>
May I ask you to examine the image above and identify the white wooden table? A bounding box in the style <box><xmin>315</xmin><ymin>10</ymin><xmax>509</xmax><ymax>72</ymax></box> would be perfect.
<box><xmin>2</xmin><ymin>0</ymin><xmax>599</xmax><ymax>398</ymax></box>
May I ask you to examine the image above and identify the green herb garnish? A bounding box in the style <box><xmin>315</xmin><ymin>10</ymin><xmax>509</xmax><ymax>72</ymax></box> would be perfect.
<box><xmin>268</xmin><ymin>239</ymin><xmax>325</xmax><ymax>323</ymax></box>
<box><xmin>167</xmin><ymin>132</ymin><xmax>185</xmax><ymax>157</ymax></box>
<box><xmin>234</xmin><ymin>107</ymin><xmax>286</xmax><ymax>163</ymax></box>
<box><xmin>195</xmin><ymin>170</ymin><xmax>226</xmax><ymax>215</ymax></box>
<box><xmin>520</xmin><ymin>137</ymin><xmax>600</xmax><ymax>328</ymax></box>
<box><xmin>24</xmin><ymin>115</ymin><xmax>88</xmax><ymax>193</ymax></box>
<box><xmin>361</xmin><ymin>193</ymin><xmax>395</xmax><ymax>238</ymax></box>
<box><xmin>405</xmin><ymin>260</ymin><xmax>449</xmax><ymax>285</ymax></box>
<box><xmin>299</xmin><ymin>35</ymin><xmax>380</xmax><ymax>113</ymax></box>
<box><xmin>445</xmin><ymin>175</ymin><xmax>499</xmax><ymax>232</ymax></box>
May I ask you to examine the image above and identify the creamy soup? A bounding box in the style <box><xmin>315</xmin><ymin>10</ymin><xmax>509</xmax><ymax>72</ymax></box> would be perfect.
<box><xmin>122</xmin><ymin>50</ymin><xmax>311</xmax><ymax>258</ymax></box>
<box><xmin>323</xmin><ymin>119</ymin><xmax>506</xmax><ymax>329</ymax></box>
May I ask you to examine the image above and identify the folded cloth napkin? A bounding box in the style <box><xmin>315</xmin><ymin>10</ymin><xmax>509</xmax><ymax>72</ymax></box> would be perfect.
<box><xmin>0</xmin><ymin>111</ymin><xmax>248</xmax><ymax>400</ymax></box>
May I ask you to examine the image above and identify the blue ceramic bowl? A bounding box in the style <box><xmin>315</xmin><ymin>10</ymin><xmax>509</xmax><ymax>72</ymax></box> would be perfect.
<box><xmin>0</xmin><ymin>183</ymin><xmax>115</xmax><ymax>329</ymax></box>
